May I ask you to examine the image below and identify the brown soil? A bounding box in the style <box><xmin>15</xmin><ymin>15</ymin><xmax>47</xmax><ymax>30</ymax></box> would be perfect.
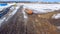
<box><xmin>0</xmin><ymin>7</ymin><xmax>60</xmax><ymax>34</ymax></box>
<box><xmin>26</xmin><ymin>14</ymin><xmax>60</xmax><ymax>34</ymax></box>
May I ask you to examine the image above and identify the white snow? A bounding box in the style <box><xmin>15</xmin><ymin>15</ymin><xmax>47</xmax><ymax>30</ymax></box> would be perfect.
<box><xmin>22</xmin><ymin>4</ymin><xmax>60</xmax><ymax>19</ymax></box>
<box><xmin>23</xmin><ymin>4</ymin><xmax>60</xmax><ymax>14</ymax></box>
<box><xmin>0</xmin><ymin>3</ymin><xmax>16</xmax><ymax>11</ymax></box>
<box><xmin>52</xmin><ymin>13</ymin><xmax>60</xmax><ymax>19</ymax></box>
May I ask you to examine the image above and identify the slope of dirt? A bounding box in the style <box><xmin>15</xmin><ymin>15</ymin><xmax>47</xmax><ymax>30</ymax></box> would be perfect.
<box><xmin>26</xmin><ymin>14</ymin><xmax>60</xmax><ymax>34</ymax></box>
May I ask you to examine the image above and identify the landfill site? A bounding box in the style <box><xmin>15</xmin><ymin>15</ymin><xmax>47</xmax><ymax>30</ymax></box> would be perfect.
<box><xmin>0</xmin><ymin>3</ymin><xmax>60</xmax><ymax>34</ymax></box>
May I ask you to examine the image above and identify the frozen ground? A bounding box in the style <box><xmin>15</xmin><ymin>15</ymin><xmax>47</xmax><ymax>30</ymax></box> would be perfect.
<box><xmin>23</xmin><ymin>4</ymin><xmax>60</xmax><ymax>13</ymax></box>
<box><xmin>21</xmin><ymin>3</ymin><xmax>60</xmax><ymax>19</ymax></box>
<box><xmin>0</xmin><ymin>3</ymin><xmax>16</xmax><ymax>11</ymax></box>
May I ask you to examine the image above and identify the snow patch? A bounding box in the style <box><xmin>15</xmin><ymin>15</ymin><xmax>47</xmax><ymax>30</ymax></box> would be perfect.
<box><xmin>52</xmin><ymin>13</ymin><xmax>60</xmax><ymax>19</ymax></box>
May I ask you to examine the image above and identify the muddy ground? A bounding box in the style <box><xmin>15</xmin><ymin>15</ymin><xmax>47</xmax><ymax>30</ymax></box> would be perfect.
<box><xmin>0</xmin><ymin>6</ymin><xmax>60</xmax><ymax>34</ymax></box>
